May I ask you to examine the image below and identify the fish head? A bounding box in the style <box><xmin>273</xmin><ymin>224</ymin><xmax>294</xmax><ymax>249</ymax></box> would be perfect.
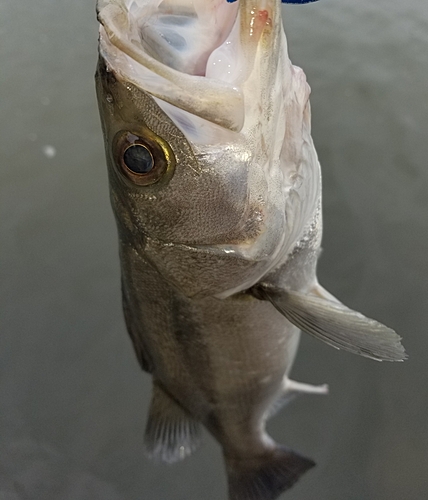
<box><xmin>96</xmin><ymin>0</ymin><xmax>320</xmax><ymax>298</ymax></box>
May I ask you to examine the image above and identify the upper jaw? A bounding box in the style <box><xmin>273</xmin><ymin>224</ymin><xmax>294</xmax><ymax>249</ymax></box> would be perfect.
<box><xmin>97</xmin><ymin>0</ymin><xmax>282</xmax><ymax>132</ymax></box>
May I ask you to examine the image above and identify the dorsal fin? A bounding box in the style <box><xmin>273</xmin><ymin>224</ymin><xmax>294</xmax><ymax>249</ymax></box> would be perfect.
<box><xmin>144</xmin><ymin>381</ymin><xmax>201</xmax><ymax>463</ymax></box>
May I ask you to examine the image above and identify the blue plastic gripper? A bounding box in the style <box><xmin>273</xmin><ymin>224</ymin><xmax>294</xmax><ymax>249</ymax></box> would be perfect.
<box><xmin>226</xmin><ymin>0</ymin><xmax>319</xmax><ymax>3</ymax></box>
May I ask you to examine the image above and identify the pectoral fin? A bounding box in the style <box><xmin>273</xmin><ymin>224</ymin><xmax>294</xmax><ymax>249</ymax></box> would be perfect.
<box><xmin>257</xmin><ymin>286</ymin><xmax>407</xmax><ymax>362</ymax></box>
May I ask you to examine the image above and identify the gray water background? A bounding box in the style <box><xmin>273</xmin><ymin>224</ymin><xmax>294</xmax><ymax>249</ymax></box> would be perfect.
<box><xmin>1</xmin><ymin>0</ymin><xmax>427</xmax><ymax>499</ymax></box>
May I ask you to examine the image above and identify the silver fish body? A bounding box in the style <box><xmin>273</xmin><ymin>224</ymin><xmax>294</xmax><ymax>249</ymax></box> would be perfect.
<box><xmin>96</xmin><ymin>1</ymin><xmax>406</xmax><ymax>498</ymax></box>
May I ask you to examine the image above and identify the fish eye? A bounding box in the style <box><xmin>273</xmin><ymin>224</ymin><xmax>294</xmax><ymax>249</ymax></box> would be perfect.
<box><xmin>116</xmin><ymin>130</ymin><xmax>175</xmax><ymax>186</ymax></box>
<box><xmin>123</xmin><ymin>145</ymin><xmax>154</xmax><ymax>174</ymax></box>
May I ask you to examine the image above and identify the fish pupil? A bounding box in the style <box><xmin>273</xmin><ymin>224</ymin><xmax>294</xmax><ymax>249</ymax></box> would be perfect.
<box><xmin>123</xmin><ymin>145</ymin><xmax>154</xmax><ymax>174</ymax></box>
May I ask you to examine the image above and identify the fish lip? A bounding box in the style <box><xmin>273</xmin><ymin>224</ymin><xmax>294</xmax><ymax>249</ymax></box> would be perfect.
<box><xmin>96</xmin><ymin>0</ymin><xmax>281</xmax><ymax>131</ymax></box>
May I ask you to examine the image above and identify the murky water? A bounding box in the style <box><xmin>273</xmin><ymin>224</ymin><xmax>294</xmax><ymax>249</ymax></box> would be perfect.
<box><xmin>1</xmin><ymin>1</ymin><xmax>427</xmax><ymax>499</ymax></box>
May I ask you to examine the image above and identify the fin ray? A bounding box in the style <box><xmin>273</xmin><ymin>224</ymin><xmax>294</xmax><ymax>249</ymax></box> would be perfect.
<box><xmin>226</xmin><ymin>447</ymin><xmax>315</xmax><ymax>500</ymax></box>
<box><xmin>266</xmin><ymin>378</ymin><xmax>328</xmax><ymax>419</ymax></box>
<box><xmin>144</xmin><ymin>381</ymin><xmax>201</xmax><ymax>463</ymax></box>
<box><xmin>259</xmin><ymin>287</ymin><xmax>406</xmax><ymax>362</ymax></box>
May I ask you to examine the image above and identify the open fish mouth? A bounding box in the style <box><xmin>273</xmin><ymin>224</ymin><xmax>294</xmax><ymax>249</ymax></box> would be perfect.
<box><xmin>97</xmin><ymin>0</ymin><xmax>281</xmax><ymax>131</ymax></box>
<box><xmin>131</xmin><ymin>0</ymin><xmax>241</xmax><ymax>77</ymax></box>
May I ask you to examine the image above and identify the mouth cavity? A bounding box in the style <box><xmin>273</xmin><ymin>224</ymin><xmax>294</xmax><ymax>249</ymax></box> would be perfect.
<box><xmin>137</xmin><ymin>0</ymin><xmax>240</xmax><ymax>77</ymax></box>
<box><xmin>97</xmin><ymin>1</ymin><xmax>278</xmax><ymax>130</ymax></box>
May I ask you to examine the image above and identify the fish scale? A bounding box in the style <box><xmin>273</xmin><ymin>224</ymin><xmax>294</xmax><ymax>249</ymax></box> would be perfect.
<box><xmin>96</xmin><ymin>1</ymin><xmax>406</xmax><ymax>498</ymax></box>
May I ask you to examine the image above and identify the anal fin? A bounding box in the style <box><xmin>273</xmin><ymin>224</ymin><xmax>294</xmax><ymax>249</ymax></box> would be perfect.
<box><xmin>257</xmin><ymin>286</ymin><xmax>407</xmax><ymax>362</ymax></box>
<box><xmin>144</xmin><ymin>381</ymin><xmax>201</xmax><ymax>463</ymax></box>
<box><xmin>226</xmin><ymin>447</ymin><xmax>315</xmax><ymax>500</ymax></box>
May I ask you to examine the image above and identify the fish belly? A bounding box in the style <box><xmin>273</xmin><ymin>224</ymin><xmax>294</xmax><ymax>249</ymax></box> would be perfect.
<box><xmin>120</xmin><ymin>241</ymin><xmax>300</xmax><ymax>453</ymax></box>
<box><xmin>180</xmin><ymin>293</ymin><xmax>300</xmax><ymax>454</ymax></box>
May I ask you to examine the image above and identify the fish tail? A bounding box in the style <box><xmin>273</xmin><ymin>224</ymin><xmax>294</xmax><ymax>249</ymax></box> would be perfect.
<box><xmin>225</xmin><ymin>446</ymin><xmax>315</xmax><ymax>500</ymax></box>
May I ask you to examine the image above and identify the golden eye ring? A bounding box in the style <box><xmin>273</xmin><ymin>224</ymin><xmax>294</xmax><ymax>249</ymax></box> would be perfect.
<box><xmin>114</xmin><ymin>129</ymin><xmax>175</xmax><ymax>186</ymax></box>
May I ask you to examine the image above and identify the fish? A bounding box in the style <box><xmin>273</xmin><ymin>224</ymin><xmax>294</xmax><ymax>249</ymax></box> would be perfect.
<box><xmin>95</xmin><ymin>1</ymin><xmax>407</xmax><ymax>499</ymax></box>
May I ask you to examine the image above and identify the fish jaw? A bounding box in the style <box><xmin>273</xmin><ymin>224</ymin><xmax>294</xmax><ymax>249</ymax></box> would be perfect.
<box><xmin>97</xmin><ymin>0</ymin><xmax>243</xmax><ymax>131</ymax></box>
<box><xmin>96</xmin><ymin>0</ymin><xmax>287</xmax><ymax>132</ymax></box>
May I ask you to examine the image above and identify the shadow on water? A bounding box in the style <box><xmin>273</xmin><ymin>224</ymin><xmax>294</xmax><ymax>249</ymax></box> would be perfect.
<box><xmin>1</xmin><ymin>1</ymin><xmax>427</xmax><ymax>499</ymax></box>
